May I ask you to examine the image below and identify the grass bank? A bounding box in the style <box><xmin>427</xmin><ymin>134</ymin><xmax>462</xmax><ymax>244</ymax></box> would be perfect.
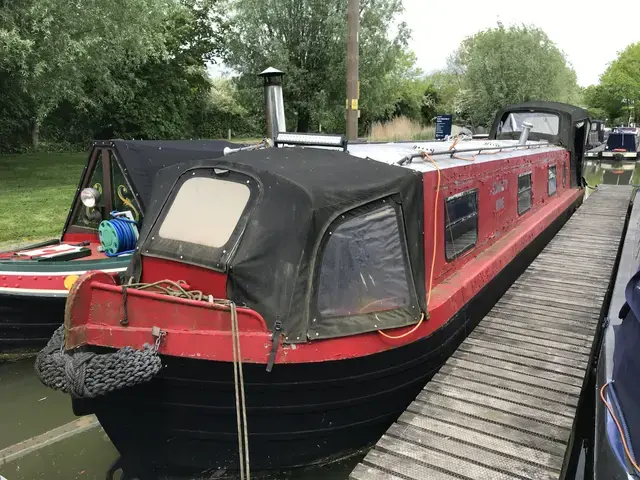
<box><xmin>0</xmin><ymin>152</ymin><xmax>87</xmax><ymax>246</ymax></box>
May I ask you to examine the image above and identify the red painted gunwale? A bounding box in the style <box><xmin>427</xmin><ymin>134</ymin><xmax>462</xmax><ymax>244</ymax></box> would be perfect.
<box><xmin>64</xmin><ymin>148</ymin><xmax>583</xmax><ymax>364</ymax></box>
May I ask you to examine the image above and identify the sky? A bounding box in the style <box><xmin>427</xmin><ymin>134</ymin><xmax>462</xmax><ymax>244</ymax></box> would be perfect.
<box><xmin>401</xmin><ymin>0</ymin><xmax>640</xmax><ymax>87</ymax></box>
<box><xmin>209</xmin><ymin>0</ymin><xmax>640</xmax><ymax>87</ymax></box>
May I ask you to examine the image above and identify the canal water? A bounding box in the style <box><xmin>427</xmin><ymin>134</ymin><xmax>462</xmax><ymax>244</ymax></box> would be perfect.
<box><xmin>1</xmin><ymin>159</ymin><xmax>638</xmax><ymax>480</ymax></box>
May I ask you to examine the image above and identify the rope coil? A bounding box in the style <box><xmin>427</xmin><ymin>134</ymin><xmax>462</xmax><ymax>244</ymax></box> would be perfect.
<box><xmin>34</xmin><ymin>325</ymin><xmax>162</xmax><ymax>398</ymax></box>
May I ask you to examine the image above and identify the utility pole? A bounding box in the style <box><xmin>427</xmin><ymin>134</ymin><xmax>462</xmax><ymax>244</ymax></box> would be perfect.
<box><xmin>346</xmin><ymin>0</ymin><xmax>359</xmax><ymax>141</ymax></box>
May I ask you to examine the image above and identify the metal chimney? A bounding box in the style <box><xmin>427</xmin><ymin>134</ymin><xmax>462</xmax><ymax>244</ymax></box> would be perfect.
<box><xmin>518</xmin><ymin>121</ymin><xmax>533</xmax><ymax>145</ymax></box>
<box><xmin>258</xmin><ymin>67</ymin><xmax>286</xmax><ymax>142</ymax></box>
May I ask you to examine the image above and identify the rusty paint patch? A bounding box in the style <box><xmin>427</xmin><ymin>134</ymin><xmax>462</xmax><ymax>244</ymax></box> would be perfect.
<box><xmin>490</xmin><ymin>179</ymin><xmax>507</xmax><ymax>195</ymax></box>
<box><xmin>495</xmin><ymin>197</ymin><xmax>505</xmax><ymax>211</ymax></box>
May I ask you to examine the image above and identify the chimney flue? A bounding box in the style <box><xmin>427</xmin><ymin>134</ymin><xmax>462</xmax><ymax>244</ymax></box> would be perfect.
<box><xmin>518</xmin><ymin>121</ymin><xmax>533</xmax><ymax>145</ymax></box>
<box><xmin>258</xmin><ymin>67</ymin><xmax>286</xmax><ymax>142</ymax></box>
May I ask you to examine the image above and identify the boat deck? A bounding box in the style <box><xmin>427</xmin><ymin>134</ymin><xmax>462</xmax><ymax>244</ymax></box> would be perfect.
<box><xmin>350</xmin><ymin>184</ymin><xmax>634</xmax><ymax>480</ymax></box>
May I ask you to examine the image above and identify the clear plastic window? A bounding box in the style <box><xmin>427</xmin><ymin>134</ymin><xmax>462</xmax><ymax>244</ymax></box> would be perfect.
<box><xmin>500</xmin><ymin>112</ymin><xmax>560</xmax><ymax>136</ymax></box>
<box><xmin>445</xmin><ymin>190</ymin><xmax>478</xmax><ymax>261</ymax></box>
<box><xmin>158</xmin><ymin>177</ymin><xmax>250</xmax><ymax>248</ymax></box>
<box><xmin>518</xmin><ymin>173</ymin><xmax>532</xmax><ymax>215</ymax></box>
<box><xmin>548</xmin><ymin>165</ymin><xmax>557</xmax><ymax>196</ymax></box>
<box><xmin>317</xmin><ymin>204</ymin><xmax>411</xmax><ymax>318</ymax></box>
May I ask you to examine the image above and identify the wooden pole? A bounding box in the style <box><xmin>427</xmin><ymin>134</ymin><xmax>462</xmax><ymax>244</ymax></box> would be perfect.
<box><xmin>346</xmin><ymin>0</ymin><xmax>359</xmax><ymax>141</ymax></box>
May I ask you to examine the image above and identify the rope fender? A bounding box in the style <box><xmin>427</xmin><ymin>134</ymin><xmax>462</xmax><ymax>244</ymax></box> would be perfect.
<box><xmin>34</xmin><ymin>325</ymin><xmax>162</xmax><ymax>398</ymax></box>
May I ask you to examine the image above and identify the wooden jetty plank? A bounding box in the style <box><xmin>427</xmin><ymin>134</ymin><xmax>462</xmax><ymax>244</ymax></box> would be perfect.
<box><xmin>395</xmin><ymin>413</ymin><xmax>563</xmax><ymax>469</ymax></box>
<box><xmin>350</xmin><ymin>185</ymin><xmax>633</xmax><ymax>480</ymax></box>
<box><xmin>482</xmin><ymin>314</ymin><xmax>594</xmax><ymax>340</ymax></box>
<box><xmin>461</xmin><ymin>336</ymin><xmax>588</xmax><ymax>370</ymax></box>
<box><xmin>455</xmin><ymin>341</ymin><xmax>586</xmax><ymax>378</ymax></box>
<box><xmin>445</xmin><ymin>356</ymin><xmax>581</xmax><ymax>397</ymax></box>
<box><xmin>385</xmin><ymin>423</ymin><xmax>558</xmax><ymax>479</ymax></box>
<box><xmin>429</xmin><ymin>376</ymin><xmax>576</xmax><ymax>417</ymax></box>
<box><xmin>405</xmin><ymin>402</ymin><xmax>569</xmax><ymax>458</ymax></box>
<box><xmin>438</xmin><ymin>363</ymin><xmax>579</xmax><ymax>407</ymax></box>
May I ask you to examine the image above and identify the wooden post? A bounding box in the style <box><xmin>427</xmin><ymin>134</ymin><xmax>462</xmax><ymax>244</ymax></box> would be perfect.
<box><xmin>346</xmin><ymin>0</ymin><xmax>359</xmax><ymax>141</ymax></box>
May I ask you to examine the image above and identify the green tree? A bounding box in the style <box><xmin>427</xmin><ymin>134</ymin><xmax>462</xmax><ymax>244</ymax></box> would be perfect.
<box><xmin>583</xmin><ymin>84</ymin><xmax>625</xmax><ymax>123</ymax></box>
<box><xmin>450</xmin><ymin>23</ymin><xmax>580</xmax><ymax>127</ymax></box>
<box><xmin>0</xmin><ymin>0</ymin><xmax>177</xmax><ymax>148</ymax></box>
<box><xmin>599</xmin><ymin>42</ymin><xmax>640</xmax><ymax>124</ymax></box>
<box><xmin>222</xmin><ymin>0</ymin><xmax>410</xmax><ymax>134</ymax></box>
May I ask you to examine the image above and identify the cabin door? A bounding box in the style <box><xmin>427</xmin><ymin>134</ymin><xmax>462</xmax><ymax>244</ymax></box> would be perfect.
<box><xmin>573</xmin><ymin>120</ymin><xmax>590</xmax><ymax>188</ymax></box>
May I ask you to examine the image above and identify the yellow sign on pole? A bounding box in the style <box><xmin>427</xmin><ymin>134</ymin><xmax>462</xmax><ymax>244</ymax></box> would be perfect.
<box><xmin>351</xmin><ymin>99</ymin><xmax>358</xmax><ymax>110</ymax></box>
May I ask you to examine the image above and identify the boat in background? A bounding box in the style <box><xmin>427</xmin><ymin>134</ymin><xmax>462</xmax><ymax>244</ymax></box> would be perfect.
<box><xmin>587</xmin><ymin>126</ymin><xmax>638</xmax><ymax>160</ymax></box>
<box><xmin>0</xmin><ymin>139</ymin><xmax>245</xmax><ymax>356</ymax></box>
<box><xmin>34</xmin><ymin>73</ymin><xmax>594</xmax><ymax>477</ymax></box>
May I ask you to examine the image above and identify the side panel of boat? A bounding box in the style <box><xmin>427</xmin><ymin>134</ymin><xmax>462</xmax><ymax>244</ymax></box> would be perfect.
<box><xmin>72</xmin><ymin>193</ymin><xmax>582</xmax><ymax>475</ymax></box>
<box><xmin>0</xmin><ymin>256</ymin><xmax>128</xmax><ymax>354</ymax></box>
<box><xmin>593</xmin><ymin>190</ymin><xmax>640</xmax><ymax>479</ymax></box>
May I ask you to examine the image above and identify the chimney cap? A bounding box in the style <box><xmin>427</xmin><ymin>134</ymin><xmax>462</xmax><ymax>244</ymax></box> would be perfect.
<box><xmin>258</xmin><ymin>67</ymin><xmax>285</xmax><ymax>78</ymax></box>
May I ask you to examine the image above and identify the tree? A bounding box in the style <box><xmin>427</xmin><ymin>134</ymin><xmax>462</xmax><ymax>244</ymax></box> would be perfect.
<box><xmin>450</xmin><ymin>23</ymin><xmax>580</xmax><ymax>127</ymax></box>
<box><xmin>0</xmin><ymin>0</ymin><xmax>177</xmax><ymax>148</ymax></box>
<box><xmin>222</xmin><ymin>0</ymin><xmax>410</xmax><ymax>134</ymax></box>
<box><xmin>86</xmin><ymin>0</ymin><xmax>229</xmax><ymax>140</ymax></box>
<box><xmin>598</xmin><ymin>42</ymin><xmax>640</xmax><ymax>124</ymax></box>
<box><xmin>583</xmin><ymin>84</ymin><xmax>625</xmax><ymax>123</ymax></box>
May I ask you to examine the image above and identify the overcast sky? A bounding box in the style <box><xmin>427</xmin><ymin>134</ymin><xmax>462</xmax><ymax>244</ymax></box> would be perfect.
<box><xmin>402</xmin><ymin>0</ymin><xmax>640</xmax><ymax>87</ymax></box>
<box><xmin>211</xmin><ymin>0</ymin><xmax>639</xmax><ymax>86</ymax></box>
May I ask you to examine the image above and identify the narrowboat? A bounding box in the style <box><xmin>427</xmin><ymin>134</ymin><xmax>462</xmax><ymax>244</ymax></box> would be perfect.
<box><xmin>0</xmin><ymin>139</ymin><xmax>245</xmax><ymax>356</ymax></box>
<box><xmin>36</xmin><ymin>97</ymin><xmax>592</xmax><ymax>478</ymax></box>
<box><xmin>586</xmin><ymin>127</ymin><xmax>638</xmax><ymax>160</ymax></box>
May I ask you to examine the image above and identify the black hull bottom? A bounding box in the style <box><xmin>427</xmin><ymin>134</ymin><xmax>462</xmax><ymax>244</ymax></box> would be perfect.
<box><xmin>0</xmin><ymin>294</ymin><xmax>64</xmax><ymax>356</ymax></box>
<box><xmin>72</xmin><ymin>197</ymin><xmax>582</xmax><ymax>477</ymax></box>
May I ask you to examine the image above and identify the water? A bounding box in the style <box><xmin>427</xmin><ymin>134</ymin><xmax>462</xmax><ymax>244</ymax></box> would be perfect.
<box><xmin>1</xmin><ymin>158</ymin><xmax>637</xmax><ymax>480</ymax></box>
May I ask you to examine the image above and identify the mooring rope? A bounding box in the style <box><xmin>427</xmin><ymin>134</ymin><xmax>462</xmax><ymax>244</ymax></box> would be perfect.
<box><xmin>35</xmin><ymin>279</ymin><xmax>251</xmax><ymax>476</ymax></box>
<box><xmin>223</xmin><ymin>298</ymin><xmax>250</xmax><ymax>479</ymax></box>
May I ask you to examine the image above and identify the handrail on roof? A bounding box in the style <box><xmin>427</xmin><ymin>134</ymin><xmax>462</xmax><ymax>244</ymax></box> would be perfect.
<box><xmin>396</xmin><ymin>142</ymin><xmax>551</xmax><ymax>165</ymax></box>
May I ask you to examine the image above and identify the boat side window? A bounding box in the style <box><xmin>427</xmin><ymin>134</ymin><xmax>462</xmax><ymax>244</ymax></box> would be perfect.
<box><xmin>518</xmin><ymin>172</ymin><xmax>532</xmax><ymax>215</ymax></box>
<box><xmin>444</xmin><ymin>189</ymin><xmax>478</xmax><ymax>262</ymax></box>
<box><xmin>316</xmin><ymin>203</ymin><xmax>412</xmax><ymax>318</ymax></box>
<box><xmin>548</xmin><ymin>164</ymin><xmax>557</xmax><ymax>196</ymax></box>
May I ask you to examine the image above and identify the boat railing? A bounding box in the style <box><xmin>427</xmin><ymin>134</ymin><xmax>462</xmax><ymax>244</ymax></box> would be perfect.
<box><xmin>397</xmin><ymin>142</ymin><xmax>553</xmax><ymax>165</ymax></box>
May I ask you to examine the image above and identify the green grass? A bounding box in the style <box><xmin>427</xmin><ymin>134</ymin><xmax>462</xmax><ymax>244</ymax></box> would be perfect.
<box><xmin>0</xmin><ymin>152</ymin><xmax>87</xmax><ymax>246</ymax></box>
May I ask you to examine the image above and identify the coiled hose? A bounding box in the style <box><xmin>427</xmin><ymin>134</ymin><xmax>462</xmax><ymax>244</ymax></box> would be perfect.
<box><xmin>99</xmin><ymin>211</ymin><xmax>138</xmax><ymax>257</ymax></box>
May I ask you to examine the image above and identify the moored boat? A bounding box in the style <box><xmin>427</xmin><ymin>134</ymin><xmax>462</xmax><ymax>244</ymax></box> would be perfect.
<box><xmin>593</xmin><ymin>187</ymin><xmax>640</xmax><ymax>479</ymax></box>
<box><xmin>0</xmin><ymin>139</ymin><xmax>245</xmax><ymax>356</ymax></box>
<box><xmin>35</xmin><ymin>98</ymin><xmax>592</xmax><ymax>478</ymax></box>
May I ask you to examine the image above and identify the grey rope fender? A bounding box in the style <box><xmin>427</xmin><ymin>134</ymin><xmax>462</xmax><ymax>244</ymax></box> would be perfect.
<box><xmin>34</xmin><ymin>325</ymin><xmax>162</xmax><ymax>398</ymax></box>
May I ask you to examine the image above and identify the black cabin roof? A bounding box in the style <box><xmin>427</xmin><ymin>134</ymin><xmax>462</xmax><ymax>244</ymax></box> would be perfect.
<box><xmin>129</xmin><ymin>146</ymin><xmax>426</xmax><ymax>342</ymax></box>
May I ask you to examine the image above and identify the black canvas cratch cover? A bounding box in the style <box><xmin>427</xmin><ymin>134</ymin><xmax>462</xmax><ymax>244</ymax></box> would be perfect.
<box><xmin>489</xmin><ymin>101</ymin><xmax>590</xmax><ymax>188</ymax></box>
<box><xmin>110</xmin><ymin>140</ymin><xmax>246</xmax><ymax>210</ymax></box>
<box><xmin>126</xmin><ymin>147</ymin><xmax>425</xmax><ymax>343</ymax></box>
<box><xmin>611</xmin><ymin>266</ymin><xmax>640</xmax><ymax>461</ymax></box>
